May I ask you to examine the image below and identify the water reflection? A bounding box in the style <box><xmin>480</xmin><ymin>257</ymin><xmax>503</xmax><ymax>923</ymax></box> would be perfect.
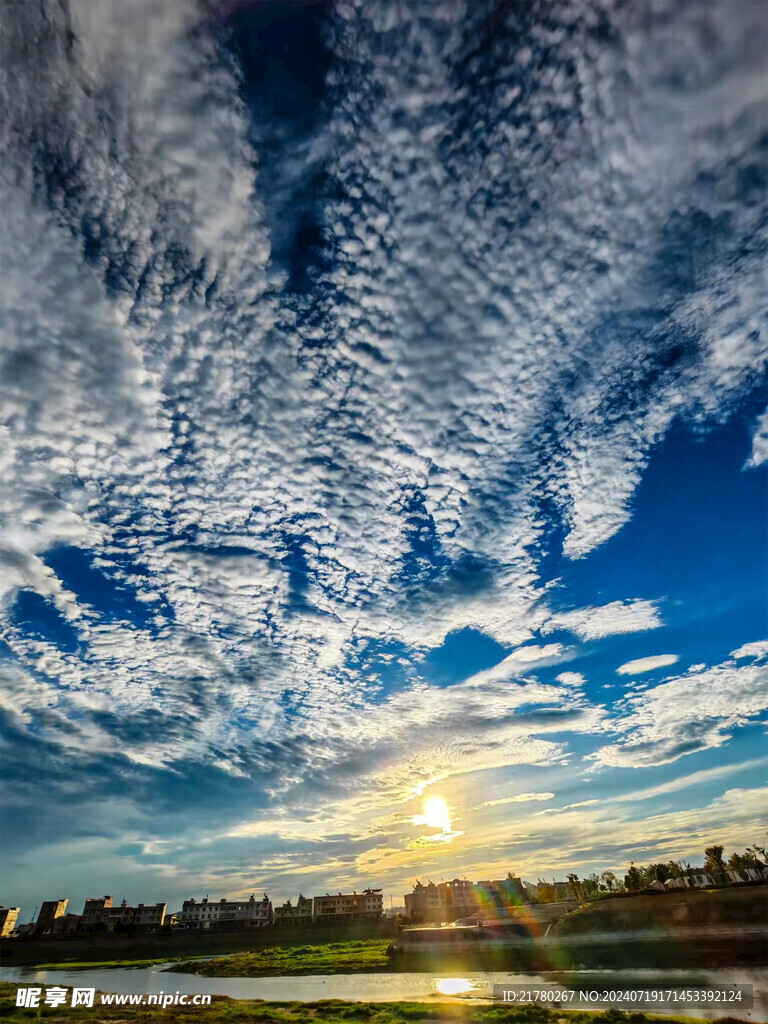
<box><xmin>435</xmin><ymin>977</ymin><xmax>475</xmax><ymax>996</ymax></box>
<box><xmin>0</xmin><ymin>965</ymin><xmax>765</xmax><ymax>1018</ymax></box>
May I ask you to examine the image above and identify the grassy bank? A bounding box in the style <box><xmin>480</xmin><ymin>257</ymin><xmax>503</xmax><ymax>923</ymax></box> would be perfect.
<box><xmin>170</xmin><ymin>929</ymin><xmax>766</xmax><ymax>979</ymax></box>
<box><xmin>1</xmin><ymin>921</ymin><xmax>397</xmax><ymax>968</ymax></box>
<box><xmin>29</xmin><ymin>957</ymin><xmax>191</xmax><ymax>971</ymax></box>
<box><xmin>551</xmin><ymin>886</ymin><xmax>768</xmax><ymax>938</ymax></box>
<box><xmin>169</xmin><ymin>939</ymin><xmax>392</xmax><ymax>977</ymax></box>
<box><xmin>0</xmin><ymin>984</ymin><xmax>715</xmax><ymax>1024</ymax></box>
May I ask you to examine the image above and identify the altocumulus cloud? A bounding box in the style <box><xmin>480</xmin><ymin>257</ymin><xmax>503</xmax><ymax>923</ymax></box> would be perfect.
<box><xmin>0</xmin><ymin>0</ymin><xmax>766</xmax><ymax>902</ymax></box>
<box><xmin>616</xmin><ymin>655</ymin><xmax>680</xmax><ymax>676</ymax></box>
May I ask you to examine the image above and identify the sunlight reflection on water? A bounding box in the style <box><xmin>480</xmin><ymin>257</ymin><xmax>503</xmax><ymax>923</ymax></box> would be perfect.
<box><xmin>435</xmin><ymin>977</ymin><xmax>475</xmax><ymax>996</ymax></box>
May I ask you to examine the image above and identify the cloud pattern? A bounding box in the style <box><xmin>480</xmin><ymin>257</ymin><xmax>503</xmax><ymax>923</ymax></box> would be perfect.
<box><xmin>0</xmin><ymin>0</ymin><xmax>766</xmax><ymax>906</ymax></box>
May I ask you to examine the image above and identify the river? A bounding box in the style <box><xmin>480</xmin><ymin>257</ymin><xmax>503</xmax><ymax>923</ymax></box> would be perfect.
<box><xmin>2</xmin><ymin>964</ymin><xmax>767</xmax><ymax>1019</ymax></box>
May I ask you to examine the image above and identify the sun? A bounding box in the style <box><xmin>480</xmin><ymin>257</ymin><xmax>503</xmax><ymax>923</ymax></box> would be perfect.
<box><xmin>422</xmin><ymin>796</ymin><xmax>451</xmax><ymax>831</ymax></box>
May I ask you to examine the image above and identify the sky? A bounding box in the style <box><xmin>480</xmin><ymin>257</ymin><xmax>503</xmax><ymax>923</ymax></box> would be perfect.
<box><xmin>0</xmin><ymin>0</ymin><xmax>766</xmax><ymax>920</ymax></box>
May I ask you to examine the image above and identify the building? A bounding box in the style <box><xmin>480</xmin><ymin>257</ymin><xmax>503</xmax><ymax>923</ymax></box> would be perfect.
<box><xmin>725</xmin><ymin>868</ymin><xmax>764</xmax><ymax>885</ymax></box>
<box><xmin>535</xmin><ymin>880</ymin><xmax>577</xmax><ymax>903</ymax></box>
<box><xmin>0</xmin><ymin>906</ymin><xmax>20</xmax><ymax>937</ymax></box>
<box><xmin>404</xmin><ymin>882</ymin><xmax>441</xmax><ymax>921</ymax></box>
<box><xmin>405</xmin><ymin>877</ymin><xmax>529</xmax><ymax>923</ymax></box>
<box><xmin>644</xmin><ymin>880</ymin><xmax>665</xmax><ymax>892</ymax></box>
<box><xmin>404</xmin><ymin>879</ymin><xmax>479</xmax><ymax>923</ymax></box>
<box><xmin>52</xmin><ymin>913</ymin><xmax>82</xmax><ymax>935</ymax></box>
<box><xmin>107</xmin><ymin>901</ymin><xmax>166</xmax><ymax>931</ymax></box>
<box><xmin>664</xmin><ymin>876</ymin><xmax>689</xmax><ymax>890</ymax></box>
<box><xmin>81</xmin><ymin>896</ymin><xmax>113</xmax><ymax>931</ymax></box>
<box><xmin>81</xmin><ymin>897</ymin><xmax>165</xmax><ymax>932</ymax></box>
<box><xmin>34</xmin><ymin>900</ymin><xmax>68</xmax><ymax>938</ymax></box>
<box><xmin>312</xmin><ymin>889</ymin><xmax>383</xmax><ymax>921</ymax></box>
<box><xmin>443</xmin><ymin>878</ymin><xmax>477</xmax><ymax>915</ymax></box>
<box><xmin>273</xmin><ymin>894</ymin><xmax>313</xmax><ymax>926</ymax></box>
<box><xmin>475</xmin><ymin>877</ymin><xmax>529</xmax><ymax>909</ymax></box>
<box><xmin>688</xmin><ymin>872</ymin><xmax>713</xmax><ymax>889</ymax></box>
<box><xmin>179</xmin><ymin>894</ymin><xmax>272</xmax><ymax>930</ymax></box>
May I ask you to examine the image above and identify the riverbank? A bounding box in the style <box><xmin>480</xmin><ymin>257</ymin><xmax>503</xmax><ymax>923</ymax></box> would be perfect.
<box><xmin>0</xmin><ymin>983</ymin><xmax>715</xmax><ymax>1023</ymax></box>
<box><xmin>551</xmin><ymin>887</ymin><xmax>768</xmax><ymax>937</ymax></box>
<box><xmin>167</xmin><ymin>939</ymin><xmax>391</xmax><ymax>977</ymax></box>
<box><xmin>388</xmin><ymin>933</ymin><xmax>766</xmax><ymax>973</ymax></box>
<box><xmin>169</xmin><ymin>927</ymin><xmax>766</xmax><ymax>979</ymax></box>
<box><xmin>0</xmin><ymin>919</ymin><xmax>396</xmax><ymax>967</ymax></box>
<box><xmin>5</xmin><ymin>888</ymin><xmax>764</xmax><ymax>974</ymax></box>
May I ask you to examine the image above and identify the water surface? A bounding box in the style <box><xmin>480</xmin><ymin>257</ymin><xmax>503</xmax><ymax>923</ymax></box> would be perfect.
<box><xmin>2</xmin><ymin>964</ymin><xmax>766</xmax><ymax>1018</ymax></box>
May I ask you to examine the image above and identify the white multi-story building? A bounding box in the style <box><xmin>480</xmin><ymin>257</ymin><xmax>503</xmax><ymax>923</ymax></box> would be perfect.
<box><xmin>81</xmin><ymin>896</ymin><xmax>165</xmax><ymax>931</ymax></box>
<box><xmin>273</xmin><ymin>894</ymin><xmax>313</xmax><ymax>926</ymax></box>
<box><xmin>404</xmin><ymin>879</ymin><xmax>478</xmax><ymax>922</ymax></box>
<box><xmin>312</xmin><ymin>889</ymin><xmax>383</xmax><ymax>921</ymax></box>
<box><xmin>179</xmin><ymin>894</ymin><xmax>272</xmax><ymax>929</ymax></box>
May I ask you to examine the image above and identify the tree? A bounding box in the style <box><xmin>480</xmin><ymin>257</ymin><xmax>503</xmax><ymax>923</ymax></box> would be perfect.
<box><xmin>728</xmin><ymin>852</ymin><xmax>751</xmax><ymax>871</ymax></box>
<box><xmin>582</xmin><ymin>874</ymin><xmax>601</xmax><ymax>899</ymax></box>
<box><xmin>566</xmin><ymin>873</ymin><xmax>584</xmax><ymax>901</ymax></box>
<box><xmin>729</xmin><ymin>849</ymin><xmax>763</xmax><ymax>870</ymax></box>
<box><xmin>601</xmin><ymin>870</ymin><xmax>617</xmax><ymax>893</ymax></box>
<box><xmin>624</xmin><ymin>864</ymin><xmax>642</xmax><ymax>891</ymax></box>
<box><xmin>643</xmin><ymin>862</ymin><xmax>671</xmax><ymax>885</ymax></box>
<box><xmin>704</xmin><ymin>845</ymin><xmax>725</xmax><ymax>873</ymax></box>
<box><xmin>665</xmin><ymin>861</ymin><xmax>683</xmax><ymax>879</ymax></box>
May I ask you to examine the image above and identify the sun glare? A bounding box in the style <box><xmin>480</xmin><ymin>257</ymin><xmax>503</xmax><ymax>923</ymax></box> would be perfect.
<box><xmin>436</xmin><ymin>978</ymin><xmax>474</xmax><ymax>996</ymax></box>
<box><xmin>420</xmin><ymin>796</ymin><xmax>451</xmax><ymax>831</ymax></box>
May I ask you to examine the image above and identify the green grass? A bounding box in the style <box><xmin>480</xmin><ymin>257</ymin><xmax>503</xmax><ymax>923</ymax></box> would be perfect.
<box><xmin>30</xmin><ymin>957</ymin><xmax>190</xmax><ymax>970</ymax></box>
<box><xmin>168</xmin><ymin>939</ymin><xmax>393</xmax><ymax>977</ymax></box>
<box><xmin>0</xmin><ymin>984</ymin><xmax>722</xmax><ymax>1024</ymax></box>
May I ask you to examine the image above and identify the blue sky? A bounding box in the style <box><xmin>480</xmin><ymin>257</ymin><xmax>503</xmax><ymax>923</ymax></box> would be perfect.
<box><xmin>0</xmin><ymin>0</ymin><xmax>766</xmax><ymax>918</ymax></box>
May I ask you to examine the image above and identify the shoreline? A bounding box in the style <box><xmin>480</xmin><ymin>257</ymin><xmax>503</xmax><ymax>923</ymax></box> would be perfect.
<box><xmin>6</xmin><ymin>929</ymin><xmax>766</xmax><ymax>976</ymax></box>
<box><xmin>0</xmin><ymin>983</ymin><xmax>725</xmax><ymax>1024</ymax></box>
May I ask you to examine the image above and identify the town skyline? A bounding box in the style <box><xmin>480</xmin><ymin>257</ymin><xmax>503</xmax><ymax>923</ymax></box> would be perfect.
<box><xmin>5</xmin><ymin>835</ymin><xmax>765</xmax><ymax>925</ymax></box>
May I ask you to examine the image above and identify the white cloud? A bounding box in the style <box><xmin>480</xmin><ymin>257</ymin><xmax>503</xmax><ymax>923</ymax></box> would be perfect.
<box><xmin>616</xmin><ymin>654</ymin><xmax>680</xmax><ymax>676</ymax></box>
<box><xmin>731</xmin><ymin>640</ymin><xmax>768</xmax><ymax>661</ymax></box>
<box><xmin>478</xmin><ymin>785</ymin><xmax>768</xmax><ymax>880</ymax></box>
<box><xmin>462</xmin><ymin>644</ymin><xmax>567</xmax><ymax>687</ymax></box>
<box><xmin>556</xmin><ymin>672</ymin><xmax>585</xmax><ymax>687</ymax></box>
<box><xmin>613</xmin><ymin>755</ymin><xmax>768</xmax><ymax>803</ymax></box>
<box><xmin>745</xmin><ymin>409</ymin><xmax>768</xmax><ymax>469</ymax></box>
<box><xmin>545</xmin><ymin>600</ymin><xmax>663</xmax><ymax>641</ymax></box>
<box><xmin>481</xmin><ymin>793</ymin><xmax>555</xmax><ymax>808</ymax></box>
<box><xmin>593</xmin><ymin>657</ymin><xmax>768</xmax><ymax>768</ymax></box>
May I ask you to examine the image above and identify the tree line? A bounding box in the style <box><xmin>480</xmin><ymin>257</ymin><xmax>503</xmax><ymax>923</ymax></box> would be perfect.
<box><xmin>557</xmin><ymin>843</ymin><xmax>766</xmax><ymax>898</ymax></box>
